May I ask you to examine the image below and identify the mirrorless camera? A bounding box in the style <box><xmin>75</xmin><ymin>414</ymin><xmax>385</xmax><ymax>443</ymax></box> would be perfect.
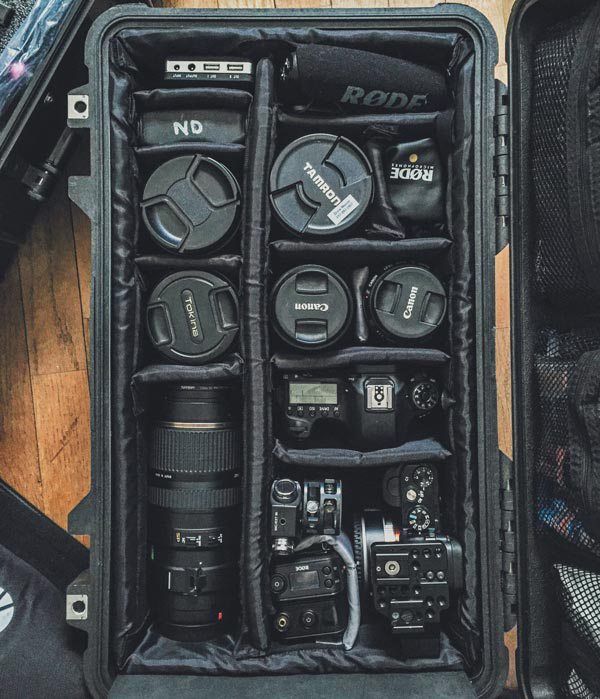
<box><xmin>270</xmin><ymin>478</ymin><xmax>342</xmax><ymax>555</ymax></box>
<box><xmin>279</xmin><ymin>365</ymin><xmax>442</xmax><ymax>449</ymax></box>
<box><xmin>353</xmin><ymin>509</ymin><xmax>462</xmax><ymax>657</ymax></box>
<box><xmin>382</xmin><ymin>463</ymin><xmax>440</xmax><ymax>535</ymax></box>
<box><xmin>270</xmin><ymin>550</ymin><xmax>348</xmax><ymax>642</ymax></box>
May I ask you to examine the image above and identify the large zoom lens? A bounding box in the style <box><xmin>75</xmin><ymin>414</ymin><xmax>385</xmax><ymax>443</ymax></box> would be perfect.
<box><xmin>148</xmin><ymin>384</ymin><xmax>242</xmax><ymax>641</ymax></box>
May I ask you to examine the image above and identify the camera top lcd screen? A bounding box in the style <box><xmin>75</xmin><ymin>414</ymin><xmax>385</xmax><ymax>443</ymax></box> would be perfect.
<box><xmin>290</xmin><ymin>570</ymin><xmax>320</xmax><ymax>591</ymax></box>
<box><xmin>289</xmin><ymin>382</ymin><xmax>338</xmax><ymax>405</ymax></box>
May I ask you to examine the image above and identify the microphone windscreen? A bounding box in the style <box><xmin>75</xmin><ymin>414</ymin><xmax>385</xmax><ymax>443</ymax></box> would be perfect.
<box><xmin>285</xmin><ymin>44</ymin><xmax>449</xmax><ymax>113</ymax></box>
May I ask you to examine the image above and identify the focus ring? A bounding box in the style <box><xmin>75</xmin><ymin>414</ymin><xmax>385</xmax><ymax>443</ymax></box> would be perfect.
<box><xmin>151</xmin><ymin>425</ymin><xmax>241</xmax><ymax>475</ymax></box>
<box><xmin>148</xmin><ymin>486</ymin><xmax>242</xmax><ymax>511</ymax></box>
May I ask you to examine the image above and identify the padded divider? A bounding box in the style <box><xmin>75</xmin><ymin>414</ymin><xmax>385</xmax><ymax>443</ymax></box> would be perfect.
<box><xmin>131</xmin><ymin>357</ymin><xmax>243</xmax><ymax>415</ymax></box>
<box><xmin>124</xmin><ymin>627</ymin><xmax>463</xmax><ymax>675</ymax></box>
<box><xmin>116</xmin><ymin>28</ymin><xmax>463</xmax><ymax>79</ymax></box>
<box><xmin>277</xmin><ymin>111</ymin><xmax>440</xmax><ymax>134</ymax></box>
<box><xmin>270</xmin><ymin>237</ymin><xmax>451</xmax><ymax>264</ymax></box>
<box><xmin>135</xmin><ymin>87</ymin><xmax>252</xmax><ymax>111</ymax></box>
<box><xmin>443</xmin><ymin>52</ymin><xmax>480</xmax><ymax>665</ymax></box>
<box><xmin>274</xmin><ymin>439</ymin><xmax>451</xmax><ymax>468</ymax></box>
<box><xmin>240</xmin><ymin>58</ymin><xmax>277</xmax><ymax>651</ymax></box>
<box><xmin>135</xmin><ymin>253</ymin><xmax>242</xmax><ymax>273</ymax></box>
<box><xmin>352</xmin><ymin>267</ymin><xmax>370</xmax><ymax>343</ymax></box>
<box><xmin>135</xmin><ymin>142</ymin><xmax>245</xmax><ymax>164</ymax></box>
<box><xmin>108</xmin><ymin>36</ymin><xmax>149</xmax><ymax>666</ymax></box>
<box><xmin>273</xmin><ymin>347</ymin><xmax>450</xmax><ymax>371</ymax></box>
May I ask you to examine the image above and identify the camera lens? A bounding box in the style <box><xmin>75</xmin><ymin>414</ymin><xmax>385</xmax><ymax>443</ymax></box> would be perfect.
<box><xmin>271</xmin><ymin>265</ymin><xmax>353</xmax><ymax>350</ymax></box>
<box><xmin>148</xmin><ymin>383</ymin><xmax>242</xmax><ymax>641</ymax></box>
<box><xmin>270</xmin><ymin>133</ymin><xmax>373</xmax><ymax>238</ymax></box>
<box><xmin>141</xmin><ymin>155</ymin><xmax>241</xmax><ymax>254</ymax></box>
<box><xmin>146</xmin><ymin>271</ymin><xmax>239</xmax><ymax>365</ymax></box>
<box><xmin>365</xmin><ymin>265</ymin><xmax>447</xmax><ymax>341</ymax></box>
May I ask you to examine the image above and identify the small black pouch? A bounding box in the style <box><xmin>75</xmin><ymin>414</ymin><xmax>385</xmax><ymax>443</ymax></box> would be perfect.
<box><xmin>554</xmin><ymin>564</ymin><xmax>600</xmax><ymax>698</ymax></box>
<box><xmin>534</xmin><ymin>328</ymin><xmax>600</xmax><ymax>558</ymax></box>
<box><xmin>531</xmin><ymin>3</ymin><xmax>600</xmax><ymax>304</ymax></box>
<box><xmin>383</xmin><ymin>137</ymin><xmax>445</xmax><ymax>224</ymax></box>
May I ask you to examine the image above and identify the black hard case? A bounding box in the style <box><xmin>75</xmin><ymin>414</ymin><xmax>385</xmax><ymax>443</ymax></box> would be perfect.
<box><xmin>63</xmin><ymin>1</ymin><xmax>563</xmax><ymax>696</ymax></box>
<box><xmin>0</xmin><ymin>0</ymin><xmax>145</xmax><ymax>271</ymax></box>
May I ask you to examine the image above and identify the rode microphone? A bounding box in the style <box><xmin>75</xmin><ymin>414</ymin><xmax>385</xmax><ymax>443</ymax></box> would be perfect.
<box><xmin>280</xmin><ymin>44</ymin><xmax>448</xmax><ymax>114</ymax></box>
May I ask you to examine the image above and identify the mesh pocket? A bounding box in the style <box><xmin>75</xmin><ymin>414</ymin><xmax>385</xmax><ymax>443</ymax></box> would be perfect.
<box><xmin>535</xmin><ymin>328</ymin><xmax>600</xmax><ymax>557</ymax></box>
<box><xmin>531</xmin><ymin>8</ymin><xmax>600</xmax><ymax>303</ymax></box>
<box><xmin>555</xmin><ymin>564</ymin><xmax>600</xmax><ymax>697</ymax></box>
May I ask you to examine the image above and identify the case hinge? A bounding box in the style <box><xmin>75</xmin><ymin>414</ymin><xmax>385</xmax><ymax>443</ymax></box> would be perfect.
<box><xmin>500</xmin><ymin>451</ymin><xmax>517</xmax><ymax>631</ymax></box>
<box><xmin>494</xmin><ymin>80</ymin><xmax>510</xmax><ymax>254</ymax></box>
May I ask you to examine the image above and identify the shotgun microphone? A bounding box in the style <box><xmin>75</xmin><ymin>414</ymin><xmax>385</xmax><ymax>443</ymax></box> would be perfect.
<box><xmin>280</xmin><ymin>44</ymin><xmax>449</xmax><ymax>114</ymax></box>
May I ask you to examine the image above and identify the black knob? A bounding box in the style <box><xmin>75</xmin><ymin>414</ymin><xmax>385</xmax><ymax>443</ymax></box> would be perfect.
<box><xmin>410</xmin><ymin>379</ymin><xmax>440</xmax><ymax>412</ymax></box>
<box><xmin>273</xmin><ymin>479</ymin><xmax>299</xmax><ymax>503</ymax></box>
<box><xmin>271</xmin><ymin>574</ymin><xmax>287</xmax><ymax>594</ymax></box>
<box><xmin>301</xmin><ymin>609</ymin><xmax>318</xmax><ymax>628</ymax></box>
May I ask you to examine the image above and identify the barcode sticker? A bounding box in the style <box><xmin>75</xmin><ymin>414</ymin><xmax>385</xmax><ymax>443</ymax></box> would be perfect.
<box><xmin>327</xmin><ymin>195</ymin><xmax>360</xmax><ymax>225</ymax></box>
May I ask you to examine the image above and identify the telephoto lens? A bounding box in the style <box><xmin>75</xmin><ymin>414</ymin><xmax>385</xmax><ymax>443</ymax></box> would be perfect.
<box><xmin>147</xmin><ymin>383</ymin><xmax>243</xmax><ymax>641</ymax></box>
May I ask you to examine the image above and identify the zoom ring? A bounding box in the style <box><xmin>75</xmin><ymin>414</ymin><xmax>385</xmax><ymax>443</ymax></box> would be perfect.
<box><xmin>151</xmin><ymin>426</ymin><xmax>241</xmax><ymax>475</ymax></box>
<box><xmin>148</xmin><ymin>486</ymin><xmax>242</xmax><ymax>511</ymax></box>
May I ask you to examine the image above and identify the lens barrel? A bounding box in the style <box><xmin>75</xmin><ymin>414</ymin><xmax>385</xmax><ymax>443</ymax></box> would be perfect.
<box><xmin>148</xmin><ymin>384</ymin><xmax>242</xmax><ymax>641</ymax></box>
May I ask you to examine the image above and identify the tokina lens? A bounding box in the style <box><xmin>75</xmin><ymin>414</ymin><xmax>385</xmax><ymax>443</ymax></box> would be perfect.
<box><xmin>148</xmin><ymin>383</ymin><xmax>242</xmax><ymax>641</ymax></box>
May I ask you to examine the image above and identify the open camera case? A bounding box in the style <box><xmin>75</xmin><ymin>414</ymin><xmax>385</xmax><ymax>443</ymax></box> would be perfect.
<box><xmin>61</xmin><ymin>1</ymin><xmax>600</xmax><ymax>696</ymax></box>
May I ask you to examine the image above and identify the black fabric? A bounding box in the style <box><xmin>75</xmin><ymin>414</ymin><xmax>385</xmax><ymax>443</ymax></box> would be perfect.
<box><xmin>101</xmin><ymin>21</ymin><xmax>483</xmax><ymax>683</ymax></box>
<box><xmin>274</xmin><ymin>438</ymin><xmax>451</xmax><ymax>468</ymax></box>
<box><xmin>555</xmin><ymin>564</ymin><xmax>600</xmax><ymax>696</ymax></box>
<box><xmin>0</xmin><ymin>544</ymin><xmax>87</xmax><ymax>698</ymax></box>
<box><xmin>239</xmin><ymin>58</ymin><xmax>277</xmax><ymax>651</ymax></box>
<box><xmin>534</xmin><ymin>328</ymin><xmax>600</xmax><ymax>560</ymax></box>
<box><xmin>531</xmin><ymin>4</ymin><xmax>600</xmax><ymax>304</ymax></box>
<box><xmin>124</xmin><ymin>624</ymin><xmax>463</xmax><ymax>676</ymax></box>
<box><xmin>0</xmin><ymin>482</ymin><xmax>88</xmax><ymax>698</ymax></box>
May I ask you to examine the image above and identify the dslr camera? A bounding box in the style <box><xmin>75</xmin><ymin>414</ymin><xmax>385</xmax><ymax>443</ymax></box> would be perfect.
<box><xmin>279</xmin><ymin>364</ymin><xmax>442</xmax><ymax>449</ymax></box>
<box><xmin>270</xmin><ymin>550</ymin><xmax>348</xmax><ymax>642</ymax></box>
<box><xmin>353</xmin><ymin>509</ymin><xmax>462</xmax><ymax>658</ymax></box>
<box><xmin>270</xmin><ymin>477</ymin><xmax>342</xmax><ymax>555</ymax></box>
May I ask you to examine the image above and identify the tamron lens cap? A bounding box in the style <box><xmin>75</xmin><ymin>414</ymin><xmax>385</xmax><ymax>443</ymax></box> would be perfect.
<box><xmin>141</xmin><ymin>155</ymin><xmax>241</xmax><ymax>254</ymax></box>
<box><xmin>272</xmin><ymin>265</ymin><xmax>352</xmax><ymax>349</ymax></box>
<box><xmin>367</xmin><ymin>265</ymin><xmax>447</xmax><ymax>340</ymax></box>
<box><xmin>269</xmin><ymin>133</ymin><xmax>373</xmax><ymax>237</ymax></box>
<box><xmin>146</xmin><ymin>271</ymin><xmax>239</xmax><ymax>364</ymax></box>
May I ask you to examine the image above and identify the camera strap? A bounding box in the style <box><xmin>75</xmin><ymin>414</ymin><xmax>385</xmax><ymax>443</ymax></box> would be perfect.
<box><xmin>296</xmin><ymin>533</ymin><xmax>360</xmax><ymax>651</ymax></box>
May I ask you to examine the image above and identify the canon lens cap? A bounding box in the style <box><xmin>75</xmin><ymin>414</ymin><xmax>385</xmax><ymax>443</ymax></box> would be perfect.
<box><xmin>367</xmin><ymin>265</ymin><xmax>447</xmax><ymax>341</ymax></box>
<box><xmin>271</xmin><ymin>265</ymin><xmax>352</xmax><ymax>349</ymax></box>
<box><xmin>146</xmin><ymin>271</ymin><xmax>239</xmax><ymax>364</ymax></box>
<box><xmin>269</xmin><ymin>133</ymin><xmax>373</xmax><ymax>238</ymax></box>
<box><xmin>141</xmin><ymin>155</ymin><xmax>241</xmax><ymax>254</ymax></box>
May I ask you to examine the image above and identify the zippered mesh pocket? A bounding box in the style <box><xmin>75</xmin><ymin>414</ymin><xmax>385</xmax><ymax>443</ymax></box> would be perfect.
<box><xmin>555</xmin><ymin>564</ymin><xmax>600</xmax><ymax>697</ymax></box>
<box><xmin>534</xmin><ymin>328</ymin><xmax>600</xmax><ymax>558</ymax></box>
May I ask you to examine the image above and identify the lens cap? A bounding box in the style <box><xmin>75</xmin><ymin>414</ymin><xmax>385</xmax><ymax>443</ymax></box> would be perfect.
<box><xmin>269</xmin><ymin>133</ymin><xmax>373</xmax><ymax>238</ymax></box>
<box><xmin>141</xmin><ymin>155</ymin><xmax>241</xmax><ymax>254</ymax></box>
<box><xmin>147</xmin><ymin>271</ymin><xmax>239</xmax><ymax>364</ymax></box>
<box><xmin>367</xmin><ymin>265</ymin><xmax>447</xmax><ymax>341</ymax></box>
<box><xmin>272</xmin><ymin>265</ymin><xmax>352</xmax><ymax>349</ymax></box>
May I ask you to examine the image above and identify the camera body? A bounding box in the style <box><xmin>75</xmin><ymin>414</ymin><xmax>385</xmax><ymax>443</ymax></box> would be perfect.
<box><xmin>382</xmin><ymin>463</ymin><xmax>440</xmax><ymax>535</ymax></box>
<box><xmin>370</xmin><ymin>535</ymin><xmax>462</xmax><ymax>657</ymax></box>
<box><xmin>353</xmin><ymin>508</ymin><xmax>462</xmax><ymax>658</ymax></box>
<box><xmin>271</xmin><ymin>551</ymin><xmax>348</xmax><ymax>641</ymax></box>
<box><xmin>279</xmin><ymin>365</ymin><xmax>441</xmax><ymax>449</ymax></box>
<box><xmin>270</xmin><ymin>478</ymin><xmax>342</xmax><ymax>555</ymax></box>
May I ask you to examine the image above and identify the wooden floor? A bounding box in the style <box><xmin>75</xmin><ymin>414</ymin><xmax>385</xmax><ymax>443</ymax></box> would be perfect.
<box><xmin>0</xmin><ymin>0</ymin><xmax>517</xmax><ymax>689</ymax></box>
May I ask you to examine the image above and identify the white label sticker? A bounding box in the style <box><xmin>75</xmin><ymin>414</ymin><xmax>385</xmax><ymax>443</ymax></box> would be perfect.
<box><xmin>327</xmin><ymin>195</ymin><xmax>360</xmax><ymax>225</ymax></box>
